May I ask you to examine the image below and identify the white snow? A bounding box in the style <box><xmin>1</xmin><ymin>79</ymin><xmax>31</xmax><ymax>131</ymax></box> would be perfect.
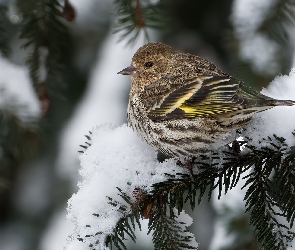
<box><xmin>0</xmin><ymin>56</ymin><xmax>40</xmax><ymax>122</ymax></box>
<box><xmin>288</xmin><ymin>238</ymin><xmax>295</xmax><ymax>250</ymax></box>
<box><xmin>245</xmin><ymin>68</ymin><xmax>295</xmax><ymax>147</ymax></box>
<box><xmin>65</xmin><ymin>124</ymin><xmax>196</xmax><ymax>250</ymax></box>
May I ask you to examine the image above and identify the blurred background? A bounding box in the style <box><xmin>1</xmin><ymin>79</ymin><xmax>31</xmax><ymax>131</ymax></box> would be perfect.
<box><xmin>0</xmin><ymin>0</ymin><xmax>294</xmax><ymax>249</ymax></box>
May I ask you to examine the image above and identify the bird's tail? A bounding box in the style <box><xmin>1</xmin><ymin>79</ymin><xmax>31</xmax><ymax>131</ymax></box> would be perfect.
<box><xmin>269</xmin><ymin>99</ymin><xmax>295</xmax><ymax>106</ymax></box>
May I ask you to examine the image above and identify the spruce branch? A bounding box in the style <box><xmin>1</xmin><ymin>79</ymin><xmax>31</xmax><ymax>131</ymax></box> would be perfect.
<box><xmin>79</xmin><ymin>131</ymin><xmax>93</xmax><ymax>153</ymax></box>
<box><xmin>241</xmin><ymin>135</ymin><xmax>295</xmax><ymax>250</ymax></box>
<box><xmin>151</xmin><ymin>150</ymin><xmax>248</xmax><ymax>211</ymax></box>
<box><xmin>272</xmin><ymin>139</ymin><xmax>295</xmax><ymax>227</ymax></box>
<box><xmin>105</xmin><ymin>187</ymin><xmax>197</xmax><ymax>250</ymax></box>
<box><xmin>148</xmin><ymin>201</ymin><xmax>197</xmax><ymax>250</ymax></box>
<box><xmin>113</xmin><ymin>0</ymin><xmax>166</xmax><ymax>44</ymax></box>
<box><xmin>105</xmin><ymin>189</ymin><xmax>142</xmax><ymax>250</ymax></box>
<box><xmin>242</xmin><ymin>144</ymin><xmax>293</xmax><ymax>250</ymax></box>
<box><xmin>78</xmin><ymin>132</ymin><xmax>295</xmax><ymax>250</ymax></box>
<box><xmin>19</xmin><ymin>0</ymin><xmax>69</xmax><ymax>113</ymax></box>
<box><xmin>149</xmin><ymin>135</ymin><xmax>295</xmax><ymax>250</ymax></box>
<box><xmin>101</xmin><ymin>152</ymin><xmax>244</xmax><ymax>249</ymax></box>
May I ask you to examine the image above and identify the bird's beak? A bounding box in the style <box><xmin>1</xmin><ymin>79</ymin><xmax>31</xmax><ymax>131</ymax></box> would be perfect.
<box><xmin>117</xmin><ymin>66</ymin><xmax>137</xmax><ymax>75</ymax></box>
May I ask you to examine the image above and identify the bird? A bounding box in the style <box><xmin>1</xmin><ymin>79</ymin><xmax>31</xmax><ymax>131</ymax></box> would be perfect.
<box><xmin>118</xmin><ymin>42</ymin><xmax>295</xmax><ymax>161</ymax></box>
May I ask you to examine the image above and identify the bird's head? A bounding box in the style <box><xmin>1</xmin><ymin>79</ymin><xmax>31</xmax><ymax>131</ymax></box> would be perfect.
<box><xmin>118</xmin><ymin>43</ymin><xmax>177</xmax><ymax>85</ymax></box>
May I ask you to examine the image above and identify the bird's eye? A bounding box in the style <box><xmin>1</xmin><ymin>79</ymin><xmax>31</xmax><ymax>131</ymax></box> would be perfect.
<box><xmin>144</xmin><ymin>62</ymin><xmax>153</xmax><ymax>68</ymax></box>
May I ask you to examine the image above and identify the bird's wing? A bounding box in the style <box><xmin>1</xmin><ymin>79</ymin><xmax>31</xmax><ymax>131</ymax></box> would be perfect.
<box><xmin>146</xmin><ymin>75</ymin><xmax>249</xmax><ymax>121</ymax></box>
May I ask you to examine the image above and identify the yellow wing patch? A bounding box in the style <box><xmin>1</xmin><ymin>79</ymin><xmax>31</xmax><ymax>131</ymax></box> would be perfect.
<box><xmin>152</xmin><ymin>82</ymin><xmax>202</xmax><ymax>115</ymax></box>
<box><xmin>148</xmin><ymin>75</ymin><xmax>240</xmax><ymax>121</ymax></box>
<box><xmin>179</xmin><ymin>104</ymin><xmax>239</xmax><ymax>118</ymax></box>
<box><xmin>148</xmin><ymin>77</ymin><xmax>208</xmax><ymax>117</ymax></box>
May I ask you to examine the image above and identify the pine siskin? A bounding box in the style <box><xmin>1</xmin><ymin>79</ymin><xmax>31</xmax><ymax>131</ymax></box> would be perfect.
<box><xmin>118</xmin><ymin>43</ymin><xmax>295</xmax><ymax>160</ymax></box>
